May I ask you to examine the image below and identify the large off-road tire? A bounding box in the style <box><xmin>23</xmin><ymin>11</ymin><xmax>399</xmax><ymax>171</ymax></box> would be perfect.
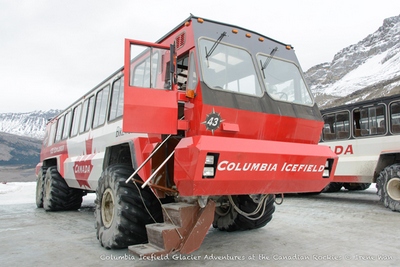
<box><xmin>35</xmin><ymin>167</ymin><xmax>47</xmax><ymax>208</ymax></box>
<box><xmin>213</xmin><ymin>194</ymin><xmax>275</xmax><ymax>232</ymax></box>
<box><xmin>95</xmin><ymin>164</ymin><xmax>163</xmax><ymax>249</ymax></box>
<box><xmin>376</xmin><ymin>164</ymin><xmax>400</xmax><ymax>212</ymax></box>
<box><xmin>343</xmin><ymin>183</ymin><xmax>371</xmax><ymax>191</ymax></box>
<box><xmin>43</xmin><ymin>166</ymin><xmax>84</xmax><ymax>211</ymax></box>
<box><xmin>322</xmin><ymin>182</ymin><xmax>343</xmax><ymax>193</ymax></box>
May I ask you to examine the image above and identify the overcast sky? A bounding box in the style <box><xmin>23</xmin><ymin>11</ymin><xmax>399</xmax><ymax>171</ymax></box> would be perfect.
<box><xmin>1</xmin><ymin>0</ymin><xmax>399</xmax><ymax>113</ymax></box>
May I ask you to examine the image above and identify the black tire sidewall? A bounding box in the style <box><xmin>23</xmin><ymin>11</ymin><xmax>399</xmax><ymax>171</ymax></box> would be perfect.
<box><xmin>35</xmin><ymin>169</ymin><xmax>46</xmax><ymax>208</ymax></box>
<box><xmin>95</xmin><ymin>164</ymin><xmax>163</xmax><ymax>249</ymax></box>
<box><xmin>377</xmin><ymin>164</ymin><xmax>400</xmax><ymax>212</ymax></box>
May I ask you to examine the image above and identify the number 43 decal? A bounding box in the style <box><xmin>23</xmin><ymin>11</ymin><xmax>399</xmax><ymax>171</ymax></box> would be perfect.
<box><xmin>202</xmin><ymin>108</ymin><xmax>224</xmax><ymax>134</ymax></box>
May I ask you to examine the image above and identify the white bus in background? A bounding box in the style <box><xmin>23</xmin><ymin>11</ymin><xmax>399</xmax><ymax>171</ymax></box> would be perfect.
<box><xmin>320</xmin><ymin>95</ymin><xmax>400</xmax><ymax>212</ymax></box>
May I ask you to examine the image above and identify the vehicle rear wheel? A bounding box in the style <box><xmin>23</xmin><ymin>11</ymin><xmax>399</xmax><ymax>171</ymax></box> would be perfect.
<box><xmin>43</xmin><ymin>166</ymin><xmax>84</xmax><ymax>211</ymax></box>
<box><xmin>343</xmin><ymin>183</ymin><xmax>371</xmax><ymax>191</ymax></box>
<box><xmin>213</xmin><ymin>194</ymin><xmax>275</xmax><ymax>232</ymax></box>
<box><xmin>377</xmin><ymin>164</ymin><xmax>400</xmax><ymax>212</ymax></box>
<box><xmin>322</xmin><ymin>182</ymin><xmax>343</xmax><ymax>193</ymax></box>
<box><xmin>35</xmin><ymin>167</ymin><xmax>47</xmax><ymax>208</ymax></box>
<box><xmin>95</xmin><ymin>164</ymin><xmax>163</xmax><ymax>249</ymax></box>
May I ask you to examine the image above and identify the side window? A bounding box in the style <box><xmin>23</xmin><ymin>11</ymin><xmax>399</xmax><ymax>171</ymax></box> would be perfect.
<box><xmin>93</xmin><ymin>85</ymin><xmax>110</xmax><ymax>128</ymax></box>
<box><xmin>353</xmin><ymin>104</ymin><xmax>386</xmax><ymax>137</ymax></box>
<box><xmin>187</xmin><ymin>52</ymin><xmax>198</xmax><ymax>90</ymax></box>
<box><xmin>322</xmin><ymin>111</ymin><xmax>350</xmax><ymax>141</ymax></box>
<box><xmin>62</xmin><ymin>111</ymin><xmax>71</xmax><ymax>140</ymax></box>
<box><xmin>70</xmin><ymin>104</ymin><xmax>82</xmax><ymax>137</ymax></box>
<box><xmin>390</xmin><ymin>101</ymin><xmax>400</xmax><ymax>134</ymax></box>
<box><xmin>79</xmin><ymin>95</ymin><xmax>95</xmax><ymax>133</ymax></box>
<box><xmin>48</xmin><ymin>122</ymin><xmax>57</xmax><ymax>146</ymax></box>
<box><xmin>109</xmin><ymin>77</ymin><xmax>124</xmax><ymax>121</ymax></box>
<box><xmin>55</xmin><ymin>115</ymin><xmax>65</xmax><ymax>143</ymax></box>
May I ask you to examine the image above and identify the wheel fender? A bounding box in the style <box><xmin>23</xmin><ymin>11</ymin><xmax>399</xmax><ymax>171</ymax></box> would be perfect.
<box><xmin>374</xmin><ymin>151</ymin><xmax>400</xmax><ymax>181</ymax></box>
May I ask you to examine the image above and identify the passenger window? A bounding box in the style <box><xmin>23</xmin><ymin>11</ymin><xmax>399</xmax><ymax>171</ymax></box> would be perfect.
<box><xmin>79</xmin><ymin>95</ymin><xmax>95</xmax><ymax>133</ymax></box>
<box><xmin>62</xmin><ymin>111</ymin><xmax>71</xmax><ymax>140</ymax></box>
<box><xmin>93</xmin><ymin>85</ymin><xmax>110</xmax><ymax>128</ymax></box>
<box><xmin>390</xmin><ymin>102</ymin><xmax>400</xmax><ymax>134</ymax></box>
<box><xmin>70</xmin><ymin>104</ymin><xmax>82</xmax><ymax>137</ymax></box>
<box><xmin>109</xmin><ymin>77</ymin><xmax>124</xmax><ymax>121</ymax></box>
<box><xmin>322</xmin><ymin>111</ymin><xmax>350</xmax><ymax>141</ymax></box>
<box><xmin>353</xmin><ymin>104</ymin><xmax>386</xmax><ymax>137</ymax></box>
<box><xmin>55</xmin><ymin>115</ymin><xmax>65</xmax><ymax>143</ymax></box>
<box><xmin>48</xmin><ymin>122</ymin><xmax>57</xmax><ymax>146</ymax></box>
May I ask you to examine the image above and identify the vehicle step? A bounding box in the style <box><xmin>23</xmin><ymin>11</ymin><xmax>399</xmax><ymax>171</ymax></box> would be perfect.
<box><xmin>161</xmin><ymin>202</ymin><xmax>199</xmax><ymax>227</ymax></box>
<box><xmin>145</xmin><ymin>223</ymin><xmax>180</xmax><ymax>249</ymax></box>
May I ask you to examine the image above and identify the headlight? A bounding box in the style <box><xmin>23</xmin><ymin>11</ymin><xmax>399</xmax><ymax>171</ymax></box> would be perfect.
<box><xmin>205</xmin><ymin>155</ymin><xmax>214</xmax><ymax>165</ymax></box>
<box><xmin>203</xmin><ymin>167</ymin><xmax>215</xmax><ymax>177</ymax></box>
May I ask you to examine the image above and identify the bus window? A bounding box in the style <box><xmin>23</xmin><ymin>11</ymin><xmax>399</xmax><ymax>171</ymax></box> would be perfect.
<box><xmin>390</xmin><ymin>101</ymin><xmax>400</xmax><ymax>134</ymax></box>
<box><xmin>70</xmin><ymin>104</ymin><xmax>82</xmax><ymax>137</ymax></box>
<box><xmin>322</xmin><ymin>111</ymin><xmax>350</xmax><ymax>141</ymax></box>
<box><xmin>80</xmin><ymin>95</ymin><xmax>95</xmax><ymax>133</ymax></box>
<box><xmin>62</xmin><ymin>111</ymin><xmax>71</xmax><ymax>140</ymax></box>
<box><xmin>109</xmin><ymin>77</ymin><xmax>124</xmax><ymax>121</ymax></box>
<box><xmin>55</xmin><ymin>115</ymin><xmax>65</xmax><ymax>143</ymax></box>
<box><xmin>354</xmin><ymin>104</ymin><xmax>386</xmax><ymax>137</ymax></box>
<box><xmin>93</xmin><ymin>85</ymin><xmax>110</xmax><ymax>129</ymax></box>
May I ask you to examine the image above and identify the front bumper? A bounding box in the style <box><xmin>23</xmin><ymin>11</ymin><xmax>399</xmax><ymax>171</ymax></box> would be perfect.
<box><xmin>174</xmin><ymin>136</ymin><xmax>337</xmax><ymax>196</ymax></box>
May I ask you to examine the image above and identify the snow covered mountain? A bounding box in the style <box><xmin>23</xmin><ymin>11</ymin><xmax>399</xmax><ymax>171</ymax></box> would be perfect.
<box><xmin>0</xmin><ymin>110</ymin><xmax>60</xmax><ymax>140</ymax></box>
<box><xmin>305</xmin><ymin>14</ymin><xmax>400</xmax><ymax>109</ymax></box>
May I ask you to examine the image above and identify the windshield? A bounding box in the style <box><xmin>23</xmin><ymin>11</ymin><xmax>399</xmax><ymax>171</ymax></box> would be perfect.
<box><xmin>257</xmin><ymin>54</ymin><xmax>313</xmax><ymax>105</ymax></box>
<box><xmin>199</xmin><ymin>38</ymin><xmax>262</xmax><ymax>96</ymax></box>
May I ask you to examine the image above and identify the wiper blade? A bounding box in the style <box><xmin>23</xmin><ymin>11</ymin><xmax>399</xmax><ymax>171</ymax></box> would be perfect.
<box><xmin>261</xmin><ymin>47</ymin><xmax>278</xmax><ymax>78</ymax></box>
<box><xmin>205</xmin><ymin>31</ymin><xmax>227</xmax><ymax>60</ymax></box>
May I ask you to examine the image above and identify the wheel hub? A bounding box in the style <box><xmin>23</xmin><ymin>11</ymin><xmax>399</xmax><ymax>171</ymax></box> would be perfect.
<box><xmin>387</xmin><ymin>177</ymin><xmax>400</xmax><ymax>201</ymax></box>
<box><xmin>101</xmin><ymin>188</ymin><xmax>115</xmax><ymax>228</ymax></box>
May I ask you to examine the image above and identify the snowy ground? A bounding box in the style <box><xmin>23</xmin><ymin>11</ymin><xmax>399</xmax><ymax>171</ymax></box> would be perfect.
<box><xmin>0</xmin><ymin>182</ymin><xmax>37</xmax><ymax>204</ymax></box>
<box><xmin>0</xmin><ymin>182</ymin><xmax>398</xmax><ymax>267</ymax></box>
<box><xmin>0</xmin><ymin>181</ymin><xmax>97</xmax><ymax>205</ymax></box>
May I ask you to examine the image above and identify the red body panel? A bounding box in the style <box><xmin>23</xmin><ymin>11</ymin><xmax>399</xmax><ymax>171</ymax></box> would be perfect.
<box><xmin>123</xmin><ymin>87</ymin><xmax>178</xmax><ymax>134</ymax></box>
<box><xmin>174</xmin><ymin>136</ymin><xmax>337</xmax><ymax>196</ymax></box>
<box><xmin>185</xmin><ymin>103</ymin><xmax>323</xmax><ymax>144</ymax></box>
<box><xmin>123</xmin><ymin>39</ymin><xmax>178</xmax><ymax>135</ymax></box>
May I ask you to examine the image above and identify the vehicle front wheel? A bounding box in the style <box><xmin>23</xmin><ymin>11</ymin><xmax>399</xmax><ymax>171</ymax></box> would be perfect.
<box><xmin>376</xmin><ymin>164</ymin><xmax>400</xmax><ymax>212</ymax></box>
<box><xmin>95</xmin><ymin>164</ymin><xmax>163</xmax><ymax>249</ymax></box>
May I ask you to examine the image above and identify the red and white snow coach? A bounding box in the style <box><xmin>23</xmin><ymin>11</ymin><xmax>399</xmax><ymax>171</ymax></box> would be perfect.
<box><xmin>320</xmin><ymin>95</ymin><xmax>400</xmax><ymax>212</ymax></box>
<box><xmin>35</xmin><ymin>15</ymin><xmax>337</xmax><ymax>256</ymax></box>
